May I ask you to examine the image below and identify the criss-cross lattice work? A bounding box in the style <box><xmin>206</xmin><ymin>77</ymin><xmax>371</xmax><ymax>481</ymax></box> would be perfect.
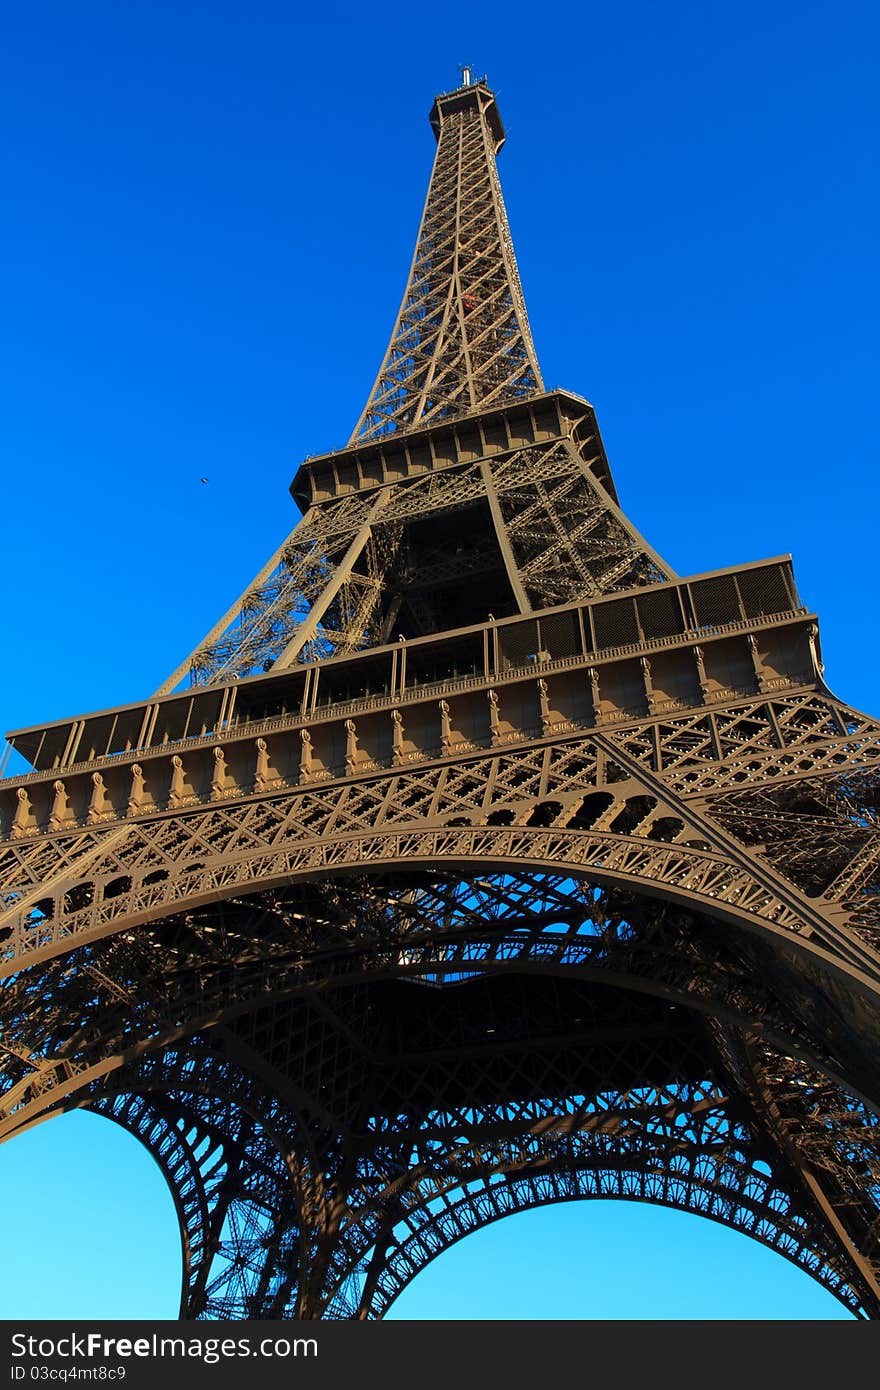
<box><xmin>162</xmin><ymin>492</ymin><xmax>390</xmax><ymax>689</ymax></box>
<box><xmin>350</xmin><ymin>80</ymin><xmax>542</xmax><ymax>443</ymax></box>
<box><xmin>3</xmin><ymin>875</ymin><xmax>879</xmax><ymax>1317</ymax></box>
<box><xmin>3</xmin><ymin>74</ymin><xmax>879</xmax><ymax>1321</ymax></box>
<box><xmin>156</xmin><ymin>429</ymin><xmax>672</xmax><ymax>691</ymax></box>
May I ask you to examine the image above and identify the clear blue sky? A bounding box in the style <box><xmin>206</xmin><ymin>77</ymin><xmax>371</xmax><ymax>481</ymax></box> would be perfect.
<box><xmin>1</xmin><ymin>0</ymin><xmax>876</xmax><ymax>1320</ymax></box>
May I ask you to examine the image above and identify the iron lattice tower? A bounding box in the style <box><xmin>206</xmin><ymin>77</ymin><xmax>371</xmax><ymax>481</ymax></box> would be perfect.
<box><xmin>3</xmin><ymin>77</ymin><xmax>880</xmax><ymax>1320</ymax></box>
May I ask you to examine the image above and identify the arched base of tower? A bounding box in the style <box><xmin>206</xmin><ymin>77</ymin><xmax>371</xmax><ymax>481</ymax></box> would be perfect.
<box><xmin>3</xmin><ymin>869</ymin><xmax>879</xmax><ymax>1319</ymax></box>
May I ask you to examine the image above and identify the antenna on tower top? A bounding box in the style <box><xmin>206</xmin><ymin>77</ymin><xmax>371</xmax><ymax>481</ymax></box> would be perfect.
<box><xmin>460</xmin><ymin>64</ymin><xmax>472</xmax><ymax>87</ymax></box>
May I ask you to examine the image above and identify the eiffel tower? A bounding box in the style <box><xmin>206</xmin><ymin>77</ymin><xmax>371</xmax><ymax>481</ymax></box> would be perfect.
<box><xmin>2</xmin><ymin>72</ymin><xmax>880</xmax><ymax>1321</ymax></box>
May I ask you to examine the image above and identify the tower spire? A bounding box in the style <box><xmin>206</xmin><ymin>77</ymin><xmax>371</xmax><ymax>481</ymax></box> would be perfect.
<box><xmin>350</xmin><ymin>78</ymin><xmax>543</xmax><ymax>443</ymax></box>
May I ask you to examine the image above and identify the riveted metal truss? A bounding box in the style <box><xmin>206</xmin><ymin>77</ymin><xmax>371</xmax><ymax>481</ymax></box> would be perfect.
<box><xmin>157</xmin><ymin>418</ymin><xmax>673</xmax><ymax>692</ymax></box>
<box><xmin>351</xmin><ymin>80</ymin><xmax>542</xmax><ymax>443</ymax></box>
<box><xmin>3</xmin><ymin>873</ymin><xmax>880</xmax><ymax>1317</ymax></box>
<box><xmin>3</xmin><ymin>75</ymin><xmax>879</xmax><ymax>1320</ymax></box>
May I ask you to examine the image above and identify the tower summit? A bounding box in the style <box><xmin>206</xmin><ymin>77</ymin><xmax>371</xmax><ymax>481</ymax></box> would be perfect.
<box><xmin>2</xmin><ymin>78</ymin><xmax>880</xmax><ymax>1320</ymax></box>
<box><xmin>352</xmin><ymin>76</ymin><xmax>542</xmax><ymax>442</ymax></box>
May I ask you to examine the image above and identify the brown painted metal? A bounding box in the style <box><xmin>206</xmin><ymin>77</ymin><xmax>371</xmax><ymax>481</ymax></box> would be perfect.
<box><xmin>350</xmin><ymin>79</ymin><xmax>542</xmax><ymax>442</ymax></box>
<box><xmin>3</xmin><ymin>75</ymin><xmax>880</xmax><ymax>1320</ymax></box>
